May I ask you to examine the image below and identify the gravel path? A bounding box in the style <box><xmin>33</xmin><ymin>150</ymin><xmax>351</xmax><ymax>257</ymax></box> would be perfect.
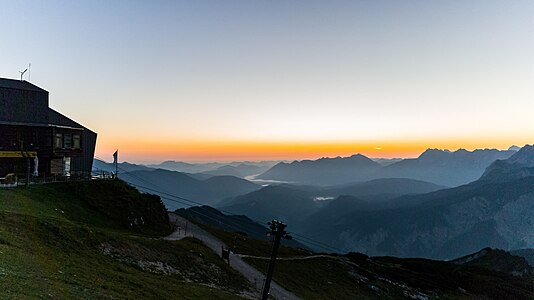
<box><xmin>238</xmin><ymin>254</ymin><xmax>336</xmax><ymax>261</ymax></box>
<box><xmin>166</xmin><ymin>213</ymin><xmax>301</xmax><ymax>300</ymax></box>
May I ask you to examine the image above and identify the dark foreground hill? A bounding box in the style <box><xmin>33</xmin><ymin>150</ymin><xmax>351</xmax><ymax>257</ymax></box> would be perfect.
<box><xmin>0</xmin><ymin>180</ymin><xmax>250</xmax><ymax>299</ymax></box>
<box><xmin>179</xmin><ymin>213</ymin><xmax>534</xmax><ymax>300</ymax></box>
<box><xmin>452</xmin><ymin>247</ymin><xmax>534</xmax><ymax>278</ymax></box>
<box><xmin>276</xmin><ymin>252</ymin><xmax>534</xmax><ymax>300</ymax></box>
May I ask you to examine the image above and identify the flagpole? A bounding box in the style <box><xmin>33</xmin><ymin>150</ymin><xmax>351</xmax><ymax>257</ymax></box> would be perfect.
<box><xmin>115</xmin><ymin>150</ymin><xmax>118</xmax><ymax>179</ymax></box>
<box><xmin>113</xmin><ymin>150</ymin><xmax>118</xmax><ymax>179</ymax></box>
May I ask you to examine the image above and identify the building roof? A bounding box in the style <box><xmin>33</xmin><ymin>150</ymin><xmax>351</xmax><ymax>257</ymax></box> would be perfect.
<box><xmin>0</xmin><ymin>120</ymin><xmax>84</xmax><ymax>131</ymax></box>
<box><xmin>0</xmin><ymin>78</ymin><xmax>48</xmax><ymax>93</ymax></box>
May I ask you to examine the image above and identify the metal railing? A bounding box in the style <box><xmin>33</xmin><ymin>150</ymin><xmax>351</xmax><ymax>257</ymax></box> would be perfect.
<box><xmin>0</xmin><ymin>169</ymin><xmax>115</xmax><ymax>188</ymax></box>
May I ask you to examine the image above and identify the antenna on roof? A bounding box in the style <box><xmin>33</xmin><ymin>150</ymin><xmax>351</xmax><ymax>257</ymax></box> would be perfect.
<box><xmin>19</xmin><ymin>68</ymin><xmax>28</xmax><ymax>81</ymax></box>
<box><xmin>28</xmin><ymin>63</ymin><xmax>31</xmax><ymax>82</ymax></box>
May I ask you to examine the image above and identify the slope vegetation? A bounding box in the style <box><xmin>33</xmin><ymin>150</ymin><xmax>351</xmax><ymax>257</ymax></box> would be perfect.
<box><xmin>0</xmin><ymin>180</ymin><xmax>250</xmax><ymax>299</ymax></box>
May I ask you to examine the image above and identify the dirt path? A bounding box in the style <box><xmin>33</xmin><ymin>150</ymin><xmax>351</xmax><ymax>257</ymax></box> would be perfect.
<box><xmin>166</xmin><ymin>213</ymin><xmax>301</xmax><ymax>300</ymax></box>
<box><xmin>238</xmin><ymin>254</ymin><xmax>336</xmax><ymax>261</ymax></box>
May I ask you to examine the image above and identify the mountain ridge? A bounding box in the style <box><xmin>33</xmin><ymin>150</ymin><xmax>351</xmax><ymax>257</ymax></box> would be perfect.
<box><xmin>257</xmin><ymin>147</ymin><xmax>518</xmax><ymax>186</ymax></box>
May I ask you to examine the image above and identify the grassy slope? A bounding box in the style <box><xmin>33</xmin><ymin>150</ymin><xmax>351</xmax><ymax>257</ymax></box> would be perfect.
<box><xmin>0</xmin><ymin>181</ymin><xmax>250</xmax><ymax>299</ymax></box>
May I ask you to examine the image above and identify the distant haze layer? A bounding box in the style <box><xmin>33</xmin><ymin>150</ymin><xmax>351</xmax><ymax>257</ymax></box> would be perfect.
<box><xmin>96</xmin><ymin>139</ymin><xmax>528</xmax><ymax>164</ymax></box>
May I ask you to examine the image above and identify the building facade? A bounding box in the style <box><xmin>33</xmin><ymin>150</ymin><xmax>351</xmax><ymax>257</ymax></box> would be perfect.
<box><xmin>0</xmin><ymin>78</ymin><xmax>97</xmax><ymax>179</ymax></box>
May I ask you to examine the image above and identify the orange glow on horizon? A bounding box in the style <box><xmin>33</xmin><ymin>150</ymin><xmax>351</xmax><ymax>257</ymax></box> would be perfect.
<box><xmin>94</xmin><ymin>136</ymin><xmax>531</xmax><ymax>163</ymax></box>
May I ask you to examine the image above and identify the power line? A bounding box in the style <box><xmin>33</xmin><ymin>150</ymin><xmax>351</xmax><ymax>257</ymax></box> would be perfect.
<box><xmin>95</xmin><ymin>156</ymin><xmax>345</xmax><ymax>253</ymax></box>
<box><xmin>127</xmin><ymin>180</ymin><xmax>342</xmax><ymax>253</ymax></box>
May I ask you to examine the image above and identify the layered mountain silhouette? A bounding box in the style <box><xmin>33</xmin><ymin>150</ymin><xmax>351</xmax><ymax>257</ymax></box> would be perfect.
<box><xmin>93</xmin><ymin>159</ymin><xmax>154</xmax><ymax>173</ymax></box>
<box><xmin>378</xmin><ymin>148</ymin><xmax>517</xmax><ymax>186</ymax></box>
<box><xmin>147</xmin><ymin>160</ymin><xmax>278</xmax><ymax>177</ymax></box>
<box><xmin>321</xmin><ymin>178</ymin><xmax>446</xmax><ymax>201</ymax></box>
<box><xmin>147</xmin><ymin>160</ymin><xmax>207</xmax><ymax>173</ymax></box>
<box><xmin>257</xmin><ymin>154</ymin><xmax>383</xmax><ymax>185</ymax></box>
<box><xmin>219</xmin><ymin>178</ymin><xmax>446</xmax><ymax>229</ymax></box>
<box><xmin>220</xmin><ymin>185</ymin><xmax>322</xmax><ymax>226</ymax></box>
<box><xmin>298</xmin><ymin>145</ymin><xmax>534</xmax><ymax>259</ymax></box>
<box><xmin>479</xmin><ymin>144</ymin><xmax>534</xmax><ymax>183</ymax></box>
<box><xmin>119</xmin><ymin>169</ymin><xmax>260</xmax><ymax>209</ymax></box>
<box><xmin>201</xmin><ymin>163</ymin><xmax>270</xmax><ymax>178</ymax></box>
<box><xmin>257</xmin><ymin>148</ymin><xmax>517</xmax><ymax>186</ymax></box>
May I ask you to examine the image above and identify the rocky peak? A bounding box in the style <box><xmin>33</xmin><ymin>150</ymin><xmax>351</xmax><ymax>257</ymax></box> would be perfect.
<box><xmin>507</xmin><ymin>144</ymin><xmax>534</xmax><ymax>166</ymax></box>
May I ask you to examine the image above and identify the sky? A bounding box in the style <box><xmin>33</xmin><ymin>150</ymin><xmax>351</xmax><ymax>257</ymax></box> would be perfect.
<box><xmin>1</xmin><ymin>1</ymin><xmax>533</xmax><ymax>163</ymax></box>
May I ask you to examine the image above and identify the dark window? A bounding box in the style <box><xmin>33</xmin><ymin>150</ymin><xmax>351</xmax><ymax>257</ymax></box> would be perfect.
<box><xmin>64</xmin><ymin>134</ymin><xmax>72</xmax><ymax>149</ymax></box>
<box><xmin>73</xmin><ymin>135</ymin><xmax>81</xmax><ymax>149</ymax></box>
<box><xmin>54</xmin><ymin>133</ymin><xmax>63</xmax><ymax>148</ymax></box>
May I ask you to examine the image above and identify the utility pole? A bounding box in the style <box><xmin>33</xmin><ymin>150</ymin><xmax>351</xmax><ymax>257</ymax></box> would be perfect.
<box><xmin>261</xmin><ymin>220</ymin><xmax>292</xmax><ymax>300</ymax></box>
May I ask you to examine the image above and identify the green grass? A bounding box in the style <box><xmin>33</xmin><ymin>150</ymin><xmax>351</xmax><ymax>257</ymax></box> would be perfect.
<box><xmin>0</xmin><ymin>181</ymin><xmax>251</xmax><ymax>299</ymax></box>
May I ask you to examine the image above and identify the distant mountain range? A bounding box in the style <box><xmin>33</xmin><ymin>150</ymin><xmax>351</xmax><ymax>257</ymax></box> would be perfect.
<box><xmin>94</xmin><ymin>147</ymin><xmax>518</xmax><ymax>187</ymax></box>
<box><xmin>93</xmin><ymin>159</ymin><xmax>154</xmax><ymax>173</ymax></box>
<box><xmin>377</xmin><ymin>148</ymin><xmax>517</xmax><ymax>186</ymax></box>
<box><xmin>258</xmin><ymin>154</ymin><xmax>383</xmax><ymax>186</ymax></box>
<box><xmin>200</xmin><ymin>163</ymin><xmax>268</xmax><ymax>178</ymax></box>
<box><xmin>298</xmin><ymin>145</ymin><xmax>534</xmax><ymax>259</ymax></box>
<box><xmin>147</xmin><ymin>160</ymin><xmax>279</xmax><ymax>178</ymax></box>
<box><xmin>257</xmin><ymin>148</ymin><xmax>518</xmax><ymax>186</ymax></box>
<box><xmin>371</xmin><ymin>158</ymin><xmax>403</xmax><ymax>166</ymax></box>
<box><xmin>116</xmin><ymin>169</ymin><xmax>260</xmax><ymax>209</ymax></box>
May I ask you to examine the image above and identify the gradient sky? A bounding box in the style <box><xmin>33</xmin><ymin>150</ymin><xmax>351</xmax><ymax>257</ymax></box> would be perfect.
<box><xmin>1</xmin><ymin>1</ymin><xmax>533</xmax><ymax>163</ymax></box>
